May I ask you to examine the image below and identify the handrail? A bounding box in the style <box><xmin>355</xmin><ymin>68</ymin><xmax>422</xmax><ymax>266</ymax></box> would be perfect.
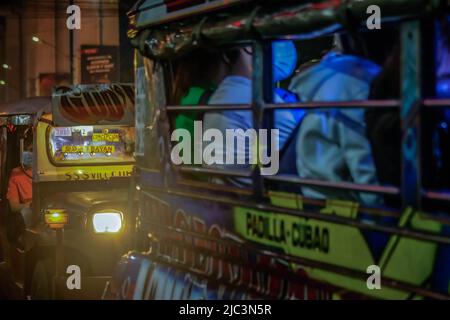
<box><xmin>176</xmin><ymin>165</ymin><xmax>400</xmax><ymax>195</ymax></box>
<box><xmin>423</xmin><ymin>98</ymin><xmax>450</xmax><ymax>107</ymax></box>
<box><xmin>165</xmin><ymin>98</ymin><xmax>450</xmax><ymax>112</ymax></box>
<box><xmin>166</xmin><ymin>104</ymin><xmax>251</xmax><ymax>112</ymax></box>
<box><xmin>166</xmin><ymin>100</ymin><xmax>401</xmax><ymax>112</ymax></box>
<box><xmin>176</xmin><ymin>169</ymin><xmax>450</xmax><ymax>203</ymax></box>
<box><xmin>176</xmin><ymin>166</ymin><xmax>399</xmax><ymax>196</ymax></box>
<box><xmin>265</xmin><ymin>175</ymin><xmax>400</xmax><ymax>196</ymax></box>
<box><xmin>177</xmin><ymin>165</ymin><xmax>252</xmax><ymax>178</ymax></box>
<box><xmin>141</xmin><ymin>188</ymin><xmax>450</xmax><ymax>245</ymax></box>
<box><xmin>265</xmin><ymin>99</ymin><xmax>400</xmax><ymax>110</ymax></box>
<box><xmin>423</xmin><ymin>190</ymin><xmax>450</xmax><ymax>202</ymax></box>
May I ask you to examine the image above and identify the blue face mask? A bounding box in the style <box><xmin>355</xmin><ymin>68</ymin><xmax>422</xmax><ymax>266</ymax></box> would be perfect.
<box><xmin>22</xmin><ymin>151</ymin><xmax>33</xmax><ymax>168</ymax></box>
<box><xmin>437</xmin><ymin>77</ymin><xmax>450</xmax><ymax>98</ymax></box>
<box><xmin>272</xmin><ymin>41</ymin><xmax>298</xmax><ymax>82</ymax></box>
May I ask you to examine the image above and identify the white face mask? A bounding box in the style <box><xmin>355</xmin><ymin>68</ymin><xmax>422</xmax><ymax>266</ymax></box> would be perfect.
<box><xmin>272</xmin><ymin>40</ymin><xmax>298</xmax><ymax>82</ymax></box>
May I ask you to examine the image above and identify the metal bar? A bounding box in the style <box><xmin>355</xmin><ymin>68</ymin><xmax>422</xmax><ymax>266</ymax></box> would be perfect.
<box><xmin>165</xmin><ymin>100</ymin><xmax>400</xmax><ymax>112</ymax></box>
<box><xmin>177</xmin><ymin>165</ymin><xmax>252</xmax><ymax>178</ymax></box>
<box><xmin>251</xmin><ymin>41</ymin><xmax>266</xmax><ymax>199</ymax></box>
<box><xmin>146</xmin><ymin>173</ymin><xmax>402</xmax><ymax>218</ymax></box>
<box><xmin>265</xmin><ymin>175</ymin><xmax>400</xmax><ymax>196</ymax></box>
<box><xmin>401</xmin><ymin>20</ymin><xmax>422</xmax><ymax>210</ymax></box>
<box><xmin>297</xmin><ymin>196</ymin><xmax>402</xmax><ymax>218</ymax></box>
<box><xmin>423</xmin><ymin>190</ymin><xmax>450</xmax><ymax>202</ymax></box>
<box><xmin>147</xmin><ymin>222</ymin><xmax>450</xmax><ymax>300</ymax></box>
<box><xmin>266</xmin><ymin>175</ymin><xmax>400</xmax><ymax>195</ymax></box>
<box><xmin>141</xmin><ymin>188</ymin><xmax>450</xmax><ymax>245</ymax></box>
<box><xmin>422</xmin><ymin>98</ymin><xmax>450</xmax><ymax>107</ymax></box>
<box><xmin>166</xmin><ymin>104</ymin><xmax>251</xmax><ymax>112</ymax></box>
<box><xmin>264</xmin><ymin>100</ymin><xmax>400</xmax><ymax>110</ymax></box>
<box><xmin>177</xmin><ymin>178</ymin><xmax>253</xmax><ymax>196</ymax></box>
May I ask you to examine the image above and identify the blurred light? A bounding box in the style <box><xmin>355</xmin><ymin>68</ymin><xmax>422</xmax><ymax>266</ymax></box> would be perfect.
<box><xmin>92</xmin><ymin>212</ymin><xmax>123</xmax><ymax>233</ymax></box>
<box><xmin>2</xmin><ymin>64</ymin><xmax>10</xmax><ymax>70</ymax></box>
<box><xmin>32</xmin><ymin>36</ymin><xmax>40</xmax><ymax>43</ymax></box>
<box><xmin>44</xmin><ymin>209</ymin><xmax>69</xmax><ymax>229</ymax></box>
<box><xmin>0</xmin><ymin>80</ymin><xmax>6</xmax><ymax>85</ymax></box>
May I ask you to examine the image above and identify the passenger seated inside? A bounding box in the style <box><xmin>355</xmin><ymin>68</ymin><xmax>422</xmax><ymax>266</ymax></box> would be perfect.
<box><xmin>171</xmin><ymin>51</ymin><xmax>227</xmax><ymax>181</ymax></box>
<box><xmin>202</xmin><ymin>41</ymin><xmax>301</xmax><ymax>187</ymax></box>
<box><xmin>7</xmin><ymin>134</ymin><xmax>33</xmax><ymax>228</ymax></box>
<box><xmin>172</xmin><ymin>51</ymin><xmax>227</xmax><ymax>135</ymax></box>
<box><xmin>288</xmin><ymin>30</ymin><xmax>397</xmax><ymax>206</ymax></box>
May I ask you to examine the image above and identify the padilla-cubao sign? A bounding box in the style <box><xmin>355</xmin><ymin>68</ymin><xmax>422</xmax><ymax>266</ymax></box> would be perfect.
<box><xmin>52</xmin><ymin>83</ymin><xmax>135</xmax><ymax>126</ymax></box>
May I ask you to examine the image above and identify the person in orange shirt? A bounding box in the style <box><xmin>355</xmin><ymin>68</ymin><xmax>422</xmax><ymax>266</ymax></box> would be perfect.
<box><xmin>7</xmin><ymin>138</ymin><xmax>33</xmax><ymax>227</ymax></box>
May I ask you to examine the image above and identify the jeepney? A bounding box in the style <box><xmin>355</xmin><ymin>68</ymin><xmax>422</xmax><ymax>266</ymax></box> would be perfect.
<box><xmin>105</xmin><ymin>0</ymin><xmax>450</xmax><ymax>300</ymax></box>
<box><xmin>0</xmin><ymin>83</ymin><xmax>137</xmax><ymax>299</ymax></box>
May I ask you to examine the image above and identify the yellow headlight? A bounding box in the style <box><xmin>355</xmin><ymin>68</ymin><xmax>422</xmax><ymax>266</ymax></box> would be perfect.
<box><xmin>92</xmin><ymin>212</ymin><xmax>123</xmax><ymax>233</ymax></box>
<box><xmin>45</xmin><ymin>209</ymin><xmax>68</xmax><ymax>229</ymax></box>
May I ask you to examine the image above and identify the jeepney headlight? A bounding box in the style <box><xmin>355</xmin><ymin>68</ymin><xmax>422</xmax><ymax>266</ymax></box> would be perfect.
<box><xmin>92</xmin><ymin>211</ymin><xmax>123</xmax><ymax>233</ymax></box>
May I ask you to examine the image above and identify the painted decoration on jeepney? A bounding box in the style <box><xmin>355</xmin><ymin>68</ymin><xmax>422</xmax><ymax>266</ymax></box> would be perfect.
<box><xmin>52</xmin><ymin>83</ymin><xmax>135</xmax><ymax>126</ymax></box>
<box><xmin>130</xmin><ymin>180</ymin><xmax>446</xmax><ymax>299</ymax></box>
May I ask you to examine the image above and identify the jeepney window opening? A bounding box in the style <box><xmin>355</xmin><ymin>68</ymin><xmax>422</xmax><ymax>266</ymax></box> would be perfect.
<box><xmin>164</xmin><ymin>44</ymin><xmax>256</xmax><ymax>180</ymax></box>
<box><xmin>135</xmin><ymin>7</ymin><xmax>450</xmax><ymax>212</ymax></box>
<box><xmin>45</xmin><ymin>125</ymin><xmax>135</xmax><ymax>167</ymax></box>
<box><xmin>159</xmin><ymin>34</ymin><xmax>405</xmax><ymax>203</ymax></box>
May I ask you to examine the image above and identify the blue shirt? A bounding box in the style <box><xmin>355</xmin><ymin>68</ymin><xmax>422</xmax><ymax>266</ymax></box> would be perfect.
<box><xmin>203</xmin><ymin>76</ymin><xmax>301</xmax><ymax>185</ymax></box>
<box><xmin>289</xmin><ymin>52</ymin><xmax>382</xmax><ymax>205</ymax></box>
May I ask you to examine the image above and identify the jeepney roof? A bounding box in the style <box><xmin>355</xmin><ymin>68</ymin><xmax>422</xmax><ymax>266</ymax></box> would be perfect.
<box><xmin>128</xmin><ymin>0</ymin><xmax>442</xmax><ymax>61</ymax></box>
<box><xmin>128</xmin><ymin>0</ymin><xmax>251</xmax><ymax>31</ymax></box>
<box><xmin>0</xmin><ymin>97</ymin><xmax>51</xmax><ymax>116</ymax></box>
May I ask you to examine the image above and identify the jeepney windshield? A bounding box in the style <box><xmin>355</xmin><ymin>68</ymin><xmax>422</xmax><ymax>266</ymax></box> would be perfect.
<box><xmin>48</xmin><ymin>126</ymin><xmax>135</xmax><ymax>165</ymax></box>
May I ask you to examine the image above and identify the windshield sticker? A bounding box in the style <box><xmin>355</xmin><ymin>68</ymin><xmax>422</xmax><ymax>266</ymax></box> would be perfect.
<box><xmin>61</xmin><ymin>145</ymin><xmax>116</xmax><ymax>154</ymax></box>
<box><xmin>92</xmin><ymin>133</ymin><xmax>120</xmax><ymax>142</ymax></box>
